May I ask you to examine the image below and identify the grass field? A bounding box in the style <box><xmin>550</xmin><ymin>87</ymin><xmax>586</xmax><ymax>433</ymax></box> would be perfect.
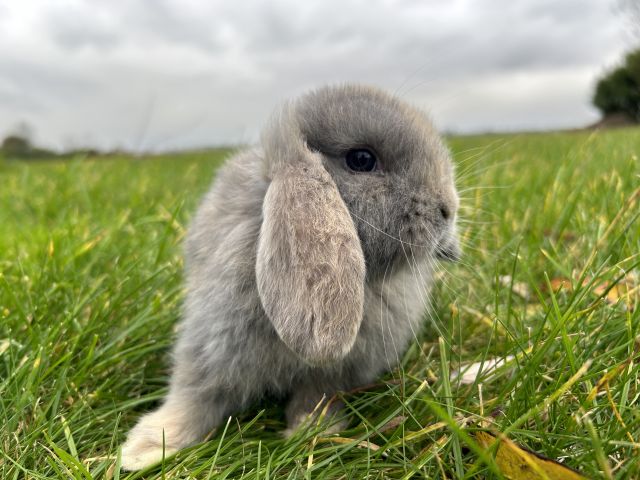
<box><xmin>1</xmin><ymin>128</ymin><xmax>639</xmax><ymax>479</ymax></box>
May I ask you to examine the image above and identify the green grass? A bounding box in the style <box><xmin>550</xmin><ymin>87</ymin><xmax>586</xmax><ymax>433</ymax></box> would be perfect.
<box><xmin>1</xmin><ymin>128</ymin><xmax>639</xmax><ymax>479</ymax></box>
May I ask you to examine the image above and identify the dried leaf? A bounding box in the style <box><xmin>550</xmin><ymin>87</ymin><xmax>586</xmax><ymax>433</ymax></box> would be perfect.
<box><xmin>547</xmin><ymin>277</ymin><xmax>572</xmax><ymax>292</ymax></box>
<box><xmin>594</xmin><ymin>279</ymin><xmax>638</xmax><ymax>309</ymax></box>
<box><xmin>544</xmin><ymin>274</ymin><xmax>638</xmax><ymax>310</ymax></box>
<box><xmin>586</xmin><ymin>361</ymin><xmax>630</xmax><ymax>403</ymax></box>
<box><xmin>317</xmin><ymin>436</ymin><xmax>381</xmax><ymax>451</ymax></box>
<box><xmin>379</xmin><ymin>415</ymin><xmax>407</xmax><ymax>433</ymax></box>
<box><xmin>476</xmin><ymin>431</ymin><xmax>587</xmax><ymax>480</ymax></box>
<box><xmin>387</xmin><ymin>421</ymin><xmax>448</xmax><ymax>446</ymax></box>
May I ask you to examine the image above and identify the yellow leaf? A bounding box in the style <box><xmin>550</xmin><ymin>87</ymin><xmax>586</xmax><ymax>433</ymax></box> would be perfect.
<box><xmin>317</xmin><ymin>436</ymin><xmax>381</xmax><ymax>451</ymax></box>
<box><xmin>546</xmin><ymin>278</ymin><xmax>572</xmax><ymax>292</ymax></box>
<box><xmin>586</xmin><ymin>361</ymin><xmax>631</xmax><ymax>403</ymax></box>
<box><xmin>476</xmin><ymin>431</ymin><xmax>587</xmax><ymax>480</ymax></box>
<box><xmin>544</xmin><ymin>274</ymin><xmax>638</xmax><ymax>310</ymax></box>
<box><xmin>596</xmin><ymin>279</ymin><xmax>638</xmax><ymax>310</ymax></box>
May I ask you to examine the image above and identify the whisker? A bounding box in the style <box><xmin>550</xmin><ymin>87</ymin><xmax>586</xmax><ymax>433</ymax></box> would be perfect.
<box><xmin>350</xmin><ymin>211</ymin><xmax>433</xmax><ymax>248</ymax></box>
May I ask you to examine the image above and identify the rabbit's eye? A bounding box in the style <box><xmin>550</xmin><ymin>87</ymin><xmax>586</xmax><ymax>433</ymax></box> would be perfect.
<box><xmin>345</xmin><ymin>148</ymin><xmax>377</xmax><ymax>172</ymax></box>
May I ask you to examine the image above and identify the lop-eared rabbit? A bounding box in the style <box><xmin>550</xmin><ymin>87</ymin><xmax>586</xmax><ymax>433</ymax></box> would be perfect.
<box><xmin>121</xmin><ymin>84</ymin><xmax>459</xmax><ymax>470</ymax></box>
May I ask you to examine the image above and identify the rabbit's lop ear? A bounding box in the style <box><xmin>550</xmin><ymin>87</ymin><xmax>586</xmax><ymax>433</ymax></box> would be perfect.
<box><xmin>256</xmin><ymin>106</ymin><xmax>366</xmax><ymax>366</ymax></box>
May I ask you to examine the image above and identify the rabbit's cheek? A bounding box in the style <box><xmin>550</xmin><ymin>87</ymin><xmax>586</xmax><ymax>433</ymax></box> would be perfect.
<box><xmin>402</xmin><ymin>223</ymin><xmax>437</xmax><ymax>249</ymax></box>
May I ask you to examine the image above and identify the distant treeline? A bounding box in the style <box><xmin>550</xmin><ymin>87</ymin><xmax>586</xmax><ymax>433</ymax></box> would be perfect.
<box><xmin>1</xmin><ymin>134</ymin><xmax>121</xmax><ymax>161</ymax></box>
<box><xmin>593</xmin><ymin>47</ymin><xmax>640</xmax><ymax>124</ymax></box>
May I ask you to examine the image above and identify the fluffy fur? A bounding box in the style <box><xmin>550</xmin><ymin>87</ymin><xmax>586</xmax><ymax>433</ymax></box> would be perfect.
<box><xmin>120</xmin><ymin>84</ymin><xmax>460</xmax><ymax>470</ymax></box>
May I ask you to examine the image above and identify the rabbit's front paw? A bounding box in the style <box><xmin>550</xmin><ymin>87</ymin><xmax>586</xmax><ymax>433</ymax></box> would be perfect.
<box><xmin>120</xmin><ymin>404</ymin><xmax>195</xmax><ymax>471</ymax></box>
<box><xmin>120</xmin><ymin>441</ymin><xmax>176</xmax><ymax>471</ymax></box>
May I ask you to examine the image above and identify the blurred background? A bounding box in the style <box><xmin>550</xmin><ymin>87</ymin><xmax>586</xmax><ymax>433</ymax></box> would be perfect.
<box><xmin>0</xmin><ymin>0</ymin><xmax>638</xmax><ymax>154</ymax></box>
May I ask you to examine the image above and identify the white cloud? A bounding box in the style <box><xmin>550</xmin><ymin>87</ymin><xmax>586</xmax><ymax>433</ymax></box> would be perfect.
<box><xmin>0</xmin><ymin>0</ymin><xmax>631</xmax><ymax>151</ymax></box>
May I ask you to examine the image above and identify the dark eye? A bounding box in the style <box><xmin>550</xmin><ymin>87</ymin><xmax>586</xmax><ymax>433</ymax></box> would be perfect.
<box><xmin>345</xmin><ymin>148</ymin><xmax>377</xmax><ymax>172</ymax></box>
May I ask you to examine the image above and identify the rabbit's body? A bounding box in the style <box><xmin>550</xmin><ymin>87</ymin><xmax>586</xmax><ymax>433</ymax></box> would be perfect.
<box><xmin>179</xmin><ymin>147</ymin><xmax>430</xmax><ymax>394</ymax></box>
<box><xmin>121</xmin><ymin>85</ymin><xmax>459</xmax><ymax>470</ymax></box>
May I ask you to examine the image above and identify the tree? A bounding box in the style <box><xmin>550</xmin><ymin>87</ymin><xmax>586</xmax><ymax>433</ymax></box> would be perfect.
<box><xmin>1</xmin><ymin>122</ymin><xmax>35</xmax><ymax>156</ymax></box>
<box><xmin>593</xmin><ymin>48</ymin><xmax>640</xmax><ymax>121</ymax></box>
<box><xmin>1</xmin><ymin>134</ymin><xmax>32</xmax><ymax>155</ymax></box>
<box><xmin>626</xmin><ymin>48</ymin><xmax>640</xmax><ymax>80</ymax></box>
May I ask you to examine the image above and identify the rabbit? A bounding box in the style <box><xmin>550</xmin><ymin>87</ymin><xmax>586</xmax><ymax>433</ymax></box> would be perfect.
<box><xmin>120</xmin><ymin>84</ymin><xmax>460</xmax><ymax>470</ymax></box>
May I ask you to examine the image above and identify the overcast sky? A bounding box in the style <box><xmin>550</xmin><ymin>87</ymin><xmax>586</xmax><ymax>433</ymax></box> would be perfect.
<box><xmin>0</xmin><ymin>0</ymin><xmax>634</xmax><ymax>152</ymax></box>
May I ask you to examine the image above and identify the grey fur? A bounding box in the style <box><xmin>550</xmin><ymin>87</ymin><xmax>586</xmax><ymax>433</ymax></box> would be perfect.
<box><xmin>120</xmin><ymin>84</ymin><xmax>460</xmax><ymax>470</ymax></box>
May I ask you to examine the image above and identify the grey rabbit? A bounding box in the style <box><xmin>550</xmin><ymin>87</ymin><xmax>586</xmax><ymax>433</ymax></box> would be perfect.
<box><xmin>120</xmin><ymin>84</ymin><xmax>460</xmax><ymax>470</ymax></box>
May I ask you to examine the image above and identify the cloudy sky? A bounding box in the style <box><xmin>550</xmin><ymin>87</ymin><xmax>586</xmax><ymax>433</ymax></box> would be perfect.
<box><xmin>0</xmin><ymin>0</ymin><xmax>634</xmax><ymax>152</ymax></box>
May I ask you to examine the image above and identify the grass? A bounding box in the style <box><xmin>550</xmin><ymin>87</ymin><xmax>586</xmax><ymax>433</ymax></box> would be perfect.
<box><xmin>0</xmin><ymin>128</ymin><xmax>639</xmax><ymax>479</ymax></box>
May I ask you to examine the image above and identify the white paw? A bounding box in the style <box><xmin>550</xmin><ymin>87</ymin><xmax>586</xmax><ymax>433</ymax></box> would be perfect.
<box><xmin>119</xmin><ymin>405</ymin><xmax>192</xmax><ymax>471</ymax></box>
<box><xmin>120</xmin><ymin>441</ymin><xmax>177</xmax><ymax>471</ymax></box>
<box><xmin>283</xmin><ymin>412</ymin><xmax>310</xmax><ymax>438</ymax></box>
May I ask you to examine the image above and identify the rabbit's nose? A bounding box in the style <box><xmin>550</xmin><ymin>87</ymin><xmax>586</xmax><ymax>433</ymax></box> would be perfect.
<box><xmin>438</xmin><ymin>203</ymin><xmax>451</xmax><ymax>221</ymax></box>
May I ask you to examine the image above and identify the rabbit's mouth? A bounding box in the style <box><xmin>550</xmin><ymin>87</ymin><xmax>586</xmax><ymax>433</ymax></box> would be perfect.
<box><xmin>393</xmin><ymin>219</ymin><xmax>460</xmax><ymax>264</ymax></box>
<box><xmin>435</xmin><ymin>238</ymin><xmax>461</xmax><ymax>262</ymax></box>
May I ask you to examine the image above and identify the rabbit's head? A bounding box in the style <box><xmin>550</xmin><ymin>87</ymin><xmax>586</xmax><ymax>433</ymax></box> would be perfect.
<box><xmin>301</xmin><ymin>85</ymin><xmax>459</xmax><ymax>274</ymax></box>
<box><xmin>256</xmin><ymin>84</ymin><xmax>459</xmax><ymax>365</ymax></box>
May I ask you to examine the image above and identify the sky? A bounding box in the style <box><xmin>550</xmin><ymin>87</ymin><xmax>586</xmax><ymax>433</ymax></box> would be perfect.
<box><xmin>0</xmin><ymin>0</ymin><xmax>635</xmax><ymax>152</ymax></box>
